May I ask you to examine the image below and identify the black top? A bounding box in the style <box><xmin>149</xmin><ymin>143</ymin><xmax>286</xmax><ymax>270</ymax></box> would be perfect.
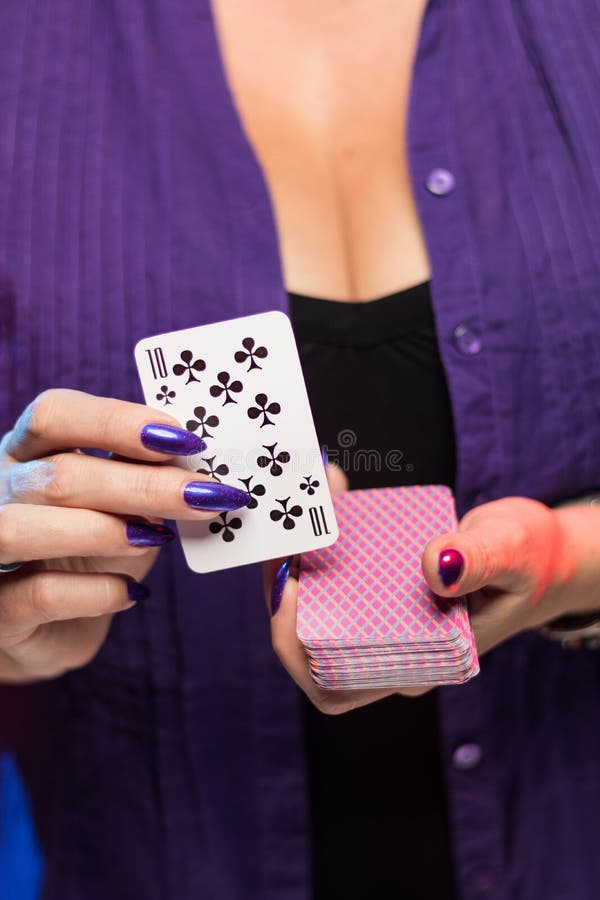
<box><xmin>289</xmin><ymin>281</ymin><xmax>458</xmax><ymax>900</ymax></box>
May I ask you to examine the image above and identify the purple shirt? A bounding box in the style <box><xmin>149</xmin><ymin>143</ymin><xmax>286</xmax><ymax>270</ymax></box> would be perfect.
<box><xmin>1</xmin><ymin>2</ymin><xmax>600</xmax><ymax>898</ymax></box>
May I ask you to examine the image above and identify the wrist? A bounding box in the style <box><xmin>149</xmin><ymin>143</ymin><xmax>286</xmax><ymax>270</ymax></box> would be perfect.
<box><xmin>552</xmin><ymin>504</ymin><xmax>600</xmax><ymax>613</ymax></box>
<box><xmin>537</xmin><ymin>498</ymin><xmax>600</xmax><ymax>645</ymax></box>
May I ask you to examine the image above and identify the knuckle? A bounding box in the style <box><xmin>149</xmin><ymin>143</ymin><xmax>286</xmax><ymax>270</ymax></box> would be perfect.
<box><xmin>0</xmin><ymin>505</ymin><xmax>16</xmax><ymax>563</ymax></box>
<box><xmin>21</xmin><ymin>390</ymin><xmax>62</xmax><ymax>442</ymax></box>
<box><xmin>131</xmin><ymin>466</ymin><xmax>166</xmax><ymax>510</ymax></box>
<box><xmin>488</xmin><ymin>515</ymin><xmax>529</xmax><ymax>569</ymax></box>
<box><xmin>29</xmin><ymin>572</ymin><xmax>61</xmax><ymax>623</ymax></box>
<box><xmin>95</xmin><ymin>574</ymin><xmax>126</xmax><ymax>612</ymax></box>
<box><xmin>509</xmin><ymin>516</ymin><xmax>530</xmax><ymax>551</ymax></box>
<box><xmin>96</xmin><ymin>399</ymin><xmax>175</xmax><ymax>450</ymax></box>
<box><xmin>41</xmin><ymin>454</ymin><xmax>78</xmax><ymax>505</ymax></box>
<box><xmin>95</xmin><ymin>399</ymin><xmax>127</xmax><ymax>448</ymax></box>
<box><xmin>459</xmin><ymin>508</ymin><xmax>478</xmax><ymax>530</ymax></box>
<box><xmin>0</xmin><ymin>431</ymin><xmax>12</xmax><ymax>459</ymax></box>
<box><xmin>476</xmin><ymin>534</ymin><xmax>496</xmax><ymax>584</ymax></box>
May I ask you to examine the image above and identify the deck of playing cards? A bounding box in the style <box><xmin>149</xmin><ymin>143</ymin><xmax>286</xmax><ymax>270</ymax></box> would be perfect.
<box><xmin>135</xmin><ymin>311</ymin><xmax>338</xmax><ymax>573</ymax></box>
<box><xmin>296</xmin><ymin>486</ymin><xmax>479</xmax><ymax>689</ymax></box>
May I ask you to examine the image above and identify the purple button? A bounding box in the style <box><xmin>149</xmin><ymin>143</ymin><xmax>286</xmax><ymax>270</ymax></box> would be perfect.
<box><xmin>452</xmin><ymin>743</ymin><xmax>483</xmax><ymax>771</ymax></box>
<box><xmin>453</xmin><ymin>323</ymin><xmax>483</xmax><ymax>356</ymax></box>
<box><xmin>426</xmin><ymin>168</ymin><xmax>456</xmax><ymax>196</ymax></box>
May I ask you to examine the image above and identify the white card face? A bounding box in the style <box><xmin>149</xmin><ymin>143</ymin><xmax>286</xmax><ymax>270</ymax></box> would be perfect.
<box><xmin>134</xmin><ymin>311</ymin><xmax>338</xmax><ymax>572</ymax></box>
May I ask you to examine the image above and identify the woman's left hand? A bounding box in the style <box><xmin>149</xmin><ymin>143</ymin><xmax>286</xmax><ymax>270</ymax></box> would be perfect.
<box><xmin>266</xmin><ymin>495</ymin><xmax>600</xmax><ymax>714</ymax></box>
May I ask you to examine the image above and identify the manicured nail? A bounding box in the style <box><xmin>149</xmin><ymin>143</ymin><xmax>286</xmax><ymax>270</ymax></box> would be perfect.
<box><xmin>0</xmin><ymin>562</ymin><xmax>24</xmax><ymax>573</ymax></box>
<box><xmin>321</xmin><ymin>445</ymin><xmax>328</xmax><ymax>469</ymax></box>
<box><xmin>126</xmin><ymin>522</ymin><xmax>176</xmax><ymax>547</ymax></box>
<box><xmin>271</xmin><ymin>557</ymin><xmax>292</xmax><ymax>616</ymax></box>
<box><xmin>183</xmin><ymin>481</ymin><xmax>251</xmax><ymax>512</ymax></box>
<box><xmin>140</xmin><ymin>423</ymin><xmax>206</xmax><ymax>455</ymax></box>
<box><xmin>127</xmin><ymin>581</ymin><xmax>151</xmax><ymax>602</ymax></box>
<box><xmin>438</xmin><ymin>549</ymin><xmax>464</xmax><ymax>588</ymax></box>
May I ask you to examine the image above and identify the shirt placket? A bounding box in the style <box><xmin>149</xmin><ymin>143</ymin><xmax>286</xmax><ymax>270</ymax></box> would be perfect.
<box><xmin>408</xmin><ymin>3</ymin><xmax>504</xmax><ymax>898</ymax></box>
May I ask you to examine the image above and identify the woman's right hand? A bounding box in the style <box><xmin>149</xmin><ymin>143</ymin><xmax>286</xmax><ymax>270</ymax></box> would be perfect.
<box><xmin>0</xmin><ymin>389</ymin><xmax>250</xmax><ymax>683</ymax></box>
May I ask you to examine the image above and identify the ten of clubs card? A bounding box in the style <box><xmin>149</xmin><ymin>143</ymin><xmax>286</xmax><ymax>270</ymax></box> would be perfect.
<box><xmin>135</xmin><ymin>311</ymin><xmax>338</xmax><ymax>572</ymax></box>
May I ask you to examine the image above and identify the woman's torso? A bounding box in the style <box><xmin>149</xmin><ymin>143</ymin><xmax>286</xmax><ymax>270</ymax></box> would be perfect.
<box><xmin>1</xmin><ymin>3</ymin><xmax>600</xmax><ymax>899</ymax></box>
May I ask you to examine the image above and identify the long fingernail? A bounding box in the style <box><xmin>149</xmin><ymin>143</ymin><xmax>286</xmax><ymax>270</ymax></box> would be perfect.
<box><xmin>271</xmin><ymin>557</ymin><xmax>292</xmax><ymax>617</ymax></box>
<box><xmin>127</xmin><ymin>581</ymin><xmax>151</xmax><ymax>602</ymax></box>
<box><xmin>183</xmin><ymin>482</ymin><xmax>251</xmax><ymax>511</ymax></box>
<box><xmin>126</xmin><ymin>522</ymin><xmax>176</xmax><ymax>547</ymax></box>
<box><xmin>320</xmin><ymin>445</ymin><xmax>328</xmax><ymax>469</ymax></box>
<box><xmin>0</xmin><ymin>562</ymin><xmax>24</xmax><ymax>573</ymax></box>
<box><xmin>141</xmin><ymin>423</ymin><xmax>206</xmax><ymax>455</ymax></box>
<box><xmin>438</xmin><ymin>549</ymin><xmax>464</xmax><ymax>588</ymax></box>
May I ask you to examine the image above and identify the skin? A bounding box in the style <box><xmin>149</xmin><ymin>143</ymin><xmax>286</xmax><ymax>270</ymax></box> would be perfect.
<box><xmin>211</xmin><ymin>0</ymin><xmax>431</xmax><ymax>300</ymax></box>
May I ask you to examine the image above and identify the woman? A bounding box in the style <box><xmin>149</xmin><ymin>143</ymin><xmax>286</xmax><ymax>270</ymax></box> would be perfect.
<box><xmin>0</xmin><ymin>1</ymin><xmax>599</xmax><ymax>898</ymax></box>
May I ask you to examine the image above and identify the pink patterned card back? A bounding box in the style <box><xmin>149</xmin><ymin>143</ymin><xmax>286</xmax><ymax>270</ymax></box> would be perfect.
<box><xmin>297</xmin><ymin>485</ymin><xmax>479</xmax><ymax>689</ymax></box>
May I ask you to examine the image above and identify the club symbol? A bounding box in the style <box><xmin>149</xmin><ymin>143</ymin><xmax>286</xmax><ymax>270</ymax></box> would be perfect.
<box><xmin>238</xmin><ymin>475</ymin><xmax>266</xmax><ymax>510</ymax></box>
<box><xmin>172</xmin><ymin>350</ymin><xmax>206</xmax><ymax>384</ymax></box>
<box><xmin>299</xmin><ymin>475</ymin><xmax>320</xmax><ymax>496</ymax></box>
<box><xmin>186</xmin><ymin>406</ymin><xmax>220</xmax><ymax>440</ymax></box>
<box><xmin>234</xmin><ymin>336</ymin><xmax>268</xmax><ymax>372</ymax></box>
<box><xmin>247</xmin><ymin>393</ymin><xmax>281</xmax><ymax>428</ymax></box>
<box><xmin>270</xmin><ymin>497</ymin><xmax>303</xmax><ymax>530</ymax></box>
<box><xmin>257</xmin><ymin>443</ymin><xmax>291</xmax><ymax>477</ymax></box>
<box><xmin>156</xmin><ymin>385</ymin><xmax>176</xmax><ymax>406</ymax></box>
<box><xmin>195</xmin><ymin>456</ymin><xmax>230</xmax><ymax>483</ymax></box>
<box><xmin>209</xmin><ymin>371</ymin><xmax>243</xmax><ymax>406</ymax></box>
<box><xmin>209</xmin><ymin>512</ymin><xmax>243</xmax><ymax>542</ymax></box>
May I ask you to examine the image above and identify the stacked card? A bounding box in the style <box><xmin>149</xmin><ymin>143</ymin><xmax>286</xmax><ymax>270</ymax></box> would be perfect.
<box><xmin>135</xmin><ymin>311</ymin><xmax>338</xmax><ymax>573</ymax></box>
<box><xmin>297</xmin><ymin>486</ymin><xmax>479</xmax><ymax>689</ymax></box>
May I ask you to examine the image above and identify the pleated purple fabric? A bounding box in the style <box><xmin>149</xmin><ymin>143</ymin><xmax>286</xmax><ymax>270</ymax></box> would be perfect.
<box><xmin>0</xmin><ymin>1</ymin><xmax>599</xmax><ymax>898</ymax></box>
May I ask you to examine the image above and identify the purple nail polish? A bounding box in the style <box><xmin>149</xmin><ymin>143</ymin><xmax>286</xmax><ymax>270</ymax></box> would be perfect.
<box><xmin>127</xmin><ymin>581</ymin><xmax>151</xmax><ymax>602</ymax></box>
<box><xmin>126</xmin><ymin>522</ymin><xmax>176</xmax><ymax>547</ymax></box>
<box><xmin>438</xmin><ymin>549</ymin><xmax>464</xmax><ymax>588</ymax></box>
<box><xmin>183</xmin><ymin>481</ymin><xmax>251</xmax><ymax>512</ymax></box>
<box><xmin>140</xmin><ymin>423</ymin><xmax>206</xmax><ymax>455</ymax></box>
<box><xmin>321</xmin><ymin>445</ymin><xmax>328</xmax><ymax>469</ymax></box>
<box><xmin>271</xmin><ymin>557</ymin><xmax>292</xmax><ymax>616</ymax></box>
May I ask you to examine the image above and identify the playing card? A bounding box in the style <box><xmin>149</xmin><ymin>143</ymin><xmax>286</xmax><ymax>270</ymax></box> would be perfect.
<box><xmin>296</xmin><ymin>486</ymin><xmax>479</xmax><ymax>689</ymax></box>
<box><xmin>135</xmin><ymin>311</ymin><xmax>338</xmax><ymax>572</ymax></box>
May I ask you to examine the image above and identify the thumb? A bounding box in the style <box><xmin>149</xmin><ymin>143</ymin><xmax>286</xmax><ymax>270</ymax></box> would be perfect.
<box><xmin>264</xmin><ymin>452</ymin><xmax>348</xmax><ymax>612</ymax></box>
<box><xmin>421</xmin><ymin>499</ymin><xmax>549</xmax><ymax>599</ymax></box>
<box><xmin>325</xmin><ymin>460</ymin><xmax>349</xmax><ymax>495</ymax></box>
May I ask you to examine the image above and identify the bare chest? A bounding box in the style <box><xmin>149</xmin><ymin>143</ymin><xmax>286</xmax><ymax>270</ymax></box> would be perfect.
<box><xmin>212</xmin><ymin>0</ymin><xmax>430</xmax><ymax>300</ymax></box>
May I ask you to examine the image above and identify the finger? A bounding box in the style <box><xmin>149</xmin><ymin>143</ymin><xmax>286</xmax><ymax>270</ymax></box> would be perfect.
<box><xmin>7</xmin><ymin>453</ymin><xmax>250</xmax><ymax>520</ymax></box>
<box><xmin>0</xmin><ymin>570</ymin><xmax>142</xmax><ymax>642</ymax></box>
<box><xmin>0</xmin><ymin>503</ymin><xmax>175</xmax><ymax>564</ymax></box>
<box><xmin>267</xmin><ymin>556</ymin><xmax>396</xmax><ymax>714</ymax></box>
<box><xmin>325</xmin><ymin>461</ymin><xmax>349</xmax><ymax>494</ymax></box>
<box><xmin>421</xmin><ymin>497</ymin><xmax>561</xmax><ymax>599</ymax></box>
<box><xmin>261</xmin><ymin>458</ymin><xmax>348</xmax><ymax>608</ymax></box>
<box><xmin>4</xmin><ymin>389</ymin><xmax>205</xmax><ymax>464</ymax></box>
<box><xmin>0</xmin><ymin>615</ymin><xmax>118</xmax><ymax>681</ymax></box>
